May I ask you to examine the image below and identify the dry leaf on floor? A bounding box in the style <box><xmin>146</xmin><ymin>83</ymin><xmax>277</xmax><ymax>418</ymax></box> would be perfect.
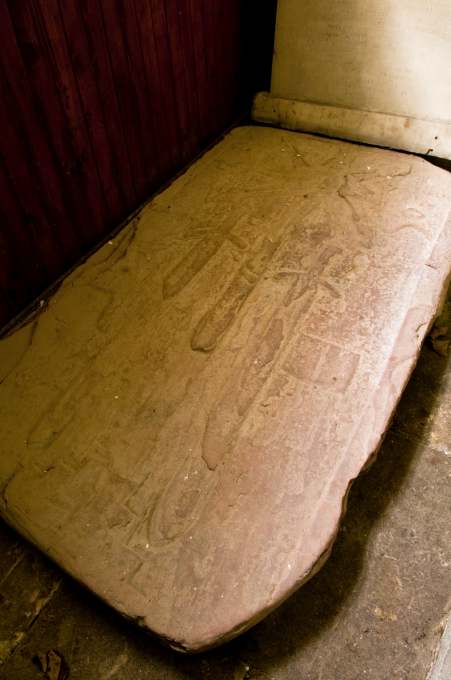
<box><xmin>33</xmin><ymin>649</ymin><xmax>69</xmax><ymax>680</ymax></box>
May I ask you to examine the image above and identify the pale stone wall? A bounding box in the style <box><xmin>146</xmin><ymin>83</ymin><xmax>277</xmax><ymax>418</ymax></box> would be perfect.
<box><xmin>272</xmin><ymin>0</ymin><xmax>451</xmax><ymax>123</ymax></box>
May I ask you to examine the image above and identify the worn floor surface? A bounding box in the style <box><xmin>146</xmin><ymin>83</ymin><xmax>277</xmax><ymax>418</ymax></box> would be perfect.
<box><xmin>0</xmin><ymin>287</ymin><xmax>449</xmax><ymax>679</ymax></box>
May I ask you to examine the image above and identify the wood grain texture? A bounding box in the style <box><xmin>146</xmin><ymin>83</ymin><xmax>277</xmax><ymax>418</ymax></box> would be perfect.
<box><xmin>0</xmin><ymin>126</ymin><xmax>450</xmax><ymax>651</ymax></box>
<box><xmin>0</xmin><ymin>0</ymin><xmax>256</xmax><ymax>329</ymax></box>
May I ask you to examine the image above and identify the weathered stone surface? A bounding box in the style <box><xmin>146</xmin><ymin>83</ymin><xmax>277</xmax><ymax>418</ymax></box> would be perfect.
<box><xmin>1</xmin><ymin>318</ymin><xmax>451</xmax><ymax>679</ymax></box>
<box><xmin>0</xmin><ymin>126</ymin><xmax>450</xmax><ymax>652</ymax></box>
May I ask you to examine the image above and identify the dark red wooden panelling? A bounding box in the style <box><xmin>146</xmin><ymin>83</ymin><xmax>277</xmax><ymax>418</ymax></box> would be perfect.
<box><xmin>0</xmin><ymin>0</ymin><xmax>259</xmax><ymax>329</ymax></box>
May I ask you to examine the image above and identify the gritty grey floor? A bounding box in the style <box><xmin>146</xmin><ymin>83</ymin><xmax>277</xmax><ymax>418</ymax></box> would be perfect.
<box><xmin>0</xmin><ymin>290</ymin><xmax>450</xmax><ymax>680</ymax></box>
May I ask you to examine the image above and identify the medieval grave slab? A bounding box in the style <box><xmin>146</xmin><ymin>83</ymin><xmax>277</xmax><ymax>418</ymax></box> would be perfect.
<box><xmin>0</xmin><ymin>126</ymin><xmax>450</xmax><ymax>652</ymax></box>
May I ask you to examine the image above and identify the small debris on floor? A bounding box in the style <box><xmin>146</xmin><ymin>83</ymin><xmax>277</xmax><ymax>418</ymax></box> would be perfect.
<box><xmin>32</xmin><ymin>649</ymin><xmax>69</xmax><ymax>680</ymax></box>
<box><xmin>429</xmin><ymin>324</ymin><xmax>449</xmax><ymax>357</ymax></box>
<box><xmin>233</xmin><ymin>662</ymin><xmax>251</xmax><ymax>680</ymax></box>
<box><xmin>429</xmin><ymin>302</ymin><xmax>450</xmax><ymax>357</ymax></box>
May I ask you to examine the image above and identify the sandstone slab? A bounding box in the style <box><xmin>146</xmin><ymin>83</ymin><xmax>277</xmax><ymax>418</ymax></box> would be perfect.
<box><xmin>0</xmin><ymin>126</ymin><xmax>450</xmax><ymax>652</ymax></box>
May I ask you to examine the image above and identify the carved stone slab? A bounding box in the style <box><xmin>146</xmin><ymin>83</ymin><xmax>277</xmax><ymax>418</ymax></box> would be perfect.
<box><xmin>1</xmin><ymin>127</ymin><xmax>450</xmax><ymax>652</ymax></box>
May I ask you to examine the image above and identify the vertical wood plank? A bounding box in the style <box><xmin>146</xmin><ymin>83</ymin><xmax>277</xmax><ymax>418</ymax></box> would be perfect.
<box><xmin>34</xmin><ymin>0</ymin><xmax>108</xmax><ymax>239</ymax></box>
<box><xmin>58</xmin><ymin>0</ymin><xmax>125</xmax><ymax>220</ymax></box>
<box><xmin>0</xmin><ymin>0</ymin><xmax>273</xmax><ymax>329</ymax></box>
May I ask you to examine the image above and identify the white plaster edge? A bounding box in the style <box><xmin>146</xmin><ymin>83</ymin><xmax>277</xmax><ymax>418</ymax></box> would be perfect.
<box><xmin>427</xmin><ymin>613</ymin><xmax>451</xmax><ymax>680</ymax></box>
<box><xmin>252</xmin><ymin>92</ymin><xmax>451</xmax><ymax>160</ymax></box>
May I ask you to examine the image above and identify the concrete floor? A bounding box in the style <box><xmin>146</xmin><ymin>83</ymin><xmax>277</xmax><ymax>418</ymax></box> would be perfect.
<box><xmin>0</xmin><ymin>289</ymin><xmax>450</xmax><ymax>680</ymax></box>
